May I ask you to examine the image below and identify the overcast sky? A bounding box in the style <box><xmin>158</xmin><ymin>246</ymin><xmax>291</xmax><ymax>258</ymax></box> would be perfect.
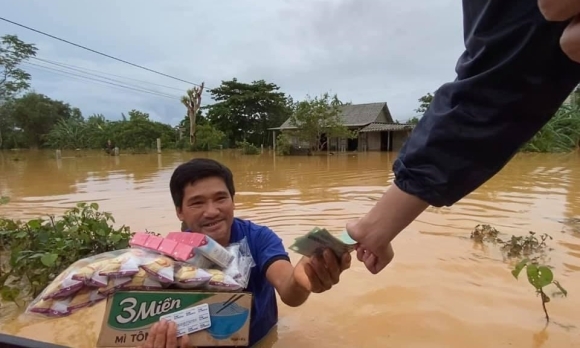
<box><xmin>1</xmin><ymin>0</ymin><xmax>465</xmax><ymax>126</ymax></box>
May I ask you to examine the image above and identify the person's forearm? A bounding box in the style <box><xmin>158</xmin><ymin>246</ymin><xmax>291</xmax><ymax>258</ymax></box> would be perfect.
<box><xmin>358</xmin><ymin>184</ymin><xmax>429</xmax><ymax>245</ymax></box>
<box><xmin>278</xmin><ymin>260</ymin><xmax>311</xmax><ymax>307</ymax></box>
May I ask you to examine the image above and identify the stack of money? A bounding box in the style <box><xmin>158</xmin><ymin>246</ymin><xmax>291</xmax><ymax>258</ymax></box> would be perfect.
<box><xmin>289</xmin><ymin>227</ymin><xmax>357</xmax><ymax>258</ymax></box>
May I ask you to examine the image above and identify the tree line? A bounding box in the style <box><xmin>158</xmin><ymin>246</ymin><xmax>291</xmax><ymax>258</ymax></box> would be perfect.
<box><xmin>3</xmin><ymin>33</ymin><xmax>578</xmax><ymax>155</ymax></box>
<box><xmin>0</xmin><ymin>35</ymin><xmax>356</xmax><ymax>154</ymax></box>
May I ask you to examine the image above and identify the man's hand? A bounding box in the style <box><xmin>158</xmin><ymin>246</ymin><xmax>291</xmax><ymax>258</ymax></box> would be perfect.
<box><xmin>293</xmin><ymin>248</ymin><xmax>351</xmax><ymax>293</ymax></box>
<box><xmin>538</xmin><ymin>0</ymin><xmax>580</xmax><ymax>62</ymax></box>
<box><xmin>137</xmin><ymin>320</ymin><xmax>193</xmax><ymax>348</ymax></box>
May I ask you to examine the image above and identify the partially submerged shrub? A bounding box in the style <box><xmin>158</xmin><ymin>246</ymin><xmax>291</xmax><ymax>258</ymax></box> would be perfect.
<box><xmin>470</xmin><ymin>224</ymin><xmax>567</xmax><ymax>323</ymax></box>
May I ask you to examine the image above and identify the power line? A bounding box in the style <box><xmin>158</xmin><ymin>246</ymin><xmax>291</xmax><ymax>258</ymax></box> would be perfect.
<box><xmin>30</xmin><ymin>56</ymin><xmax>187</xmax><ymax>92</ymax></box>
<box><xmin>27</xmin><ymin>56</ymin><xmax>186</xmax><ymax>95</ymax></box>
<box><xmin>4</xmin><ymin>49</ymin><xmax>211</xmax><ymax>97</ymax></box>
<box><xmin>19</xmin><ymin>61</ymin><xmax>214</xmax><ymax>107</ymax></box>
<box><xmin>21</xmin><ymin>61</ymin><xmax>182</xmax><ymax>101</ymax></box>
<box><xmin>0</xmin><ymin>16</ymin><xmax>206</xmax><ymax>88</ymax></box>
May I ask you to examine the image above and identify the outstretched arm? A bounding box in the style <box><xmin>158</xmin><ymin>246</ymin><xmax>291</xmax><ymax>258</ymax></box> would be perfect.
<box><xmin>349</xmin><ymin>0</ymin><xmax>580</xmax><ymax>273</ymax></box>
<box><xmin>255</xmin><ymin>226</ymin><xmax>350</xmax><ymax>307</ymax></box>
<box><xmin>266</xmin><ymin>250</ymin><xmax>350</xmax><ymax>307</ymax></box>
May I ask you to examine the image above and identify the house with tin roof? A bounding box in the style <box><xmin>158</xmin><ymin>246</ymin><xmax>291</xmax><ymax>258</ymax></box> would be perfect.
<box><xmin>269</xmin><ymin>102</ymin><xmax>415</xmax><ymax>152</ymax></box>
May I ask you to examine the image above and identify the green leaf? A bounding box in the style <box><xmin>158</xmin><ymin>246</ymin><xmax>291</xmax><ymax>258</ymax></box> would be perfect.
<box><xmin>90</xmin><ymin>202</ymin><xmax>99</xmax><ymax>211</ymax></box>
<box><xmin>512</xmin><ymin>258</ymin><xmax>529</xmax><ymax>279</ymax></box>
<box><xmin>27</xmin><ymin>219</ymin><xmax>42</xmax><ymax>229</ymax></box>
<box><xmin>553</xmin><ymin>281</ymin><xmax>568</xmax><ymax>297</ymax></box>
<box><xmin>96</xmin><ymin>229</ymin><xmax>105</xmax><ymax>236</ymax></box>
<box><xmin>536</xmin><ymin>266</ymin><xmax>554</xmax><ymax>288</ymax></box>
<box><xmin>14</xmin><ymin>230</ymin><xmax>27</xmax><ymax>238</ymax></box>
<box><xmin>37</xmin><ymin>231</ymin><xmax>49</xmax><ymax>243</ymax></box>
<box><xmin>40</xmin><ymin>253</ymin><xmax>58</xmax><ymax>267</ymax></box>
<box><xmin>526</xmin><ymin>263</ymin><xmax>541</xmax><ymax>289</ymax></box>
<box><xmin>110</xmin><ymin>234</ymin><xmax>122</xmax><ymax>243</ymax></box>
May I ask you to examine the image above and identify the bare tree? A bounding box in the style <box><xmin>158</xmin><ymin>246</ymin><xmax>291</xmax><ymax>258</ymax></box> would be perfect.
<box><xmin>181</xmin><ymin>82</ymin><xmax>205</xmax><ymax>145</ymax></box>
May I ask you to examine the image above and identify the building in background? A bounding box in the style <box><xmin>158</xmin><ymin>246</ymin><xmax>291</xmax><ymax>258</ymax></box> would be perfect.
<box><xmin>270</xmin><ymin>102</ymin><xmax>414</xmax><ymax>153</ymax></box>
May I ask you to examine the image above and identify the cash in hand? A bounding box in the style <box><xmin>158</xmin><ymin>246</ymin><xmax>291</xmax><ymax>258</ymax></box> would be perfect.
<box><xmin>289</xmin><ymin>227</ymin><xmax>357</xmax><ymax>258</ymax></box>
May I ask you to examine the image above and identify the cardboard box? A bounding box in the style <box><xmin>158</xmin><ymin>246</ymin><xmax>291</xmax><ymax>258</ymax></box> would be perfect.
<box><xmin>97</xmin><ymin>290</ymin><xmax>253</xmax><ymax>347</ymax></box>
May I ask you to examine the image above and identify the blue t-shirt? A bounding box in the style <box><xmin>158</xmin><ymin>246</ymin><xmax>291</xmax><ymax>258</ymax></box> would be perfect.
<box><xmin>189</xmin><ymin>218</ymin><xmax>289</xmax><ymax>346</ymax></box>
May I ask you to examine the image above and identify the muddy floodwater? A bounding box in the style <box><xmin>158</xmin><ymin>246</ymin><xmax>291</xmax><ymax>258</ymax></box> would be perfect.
<box><xmin>0</xmin><ymin>149</ymin><xmax>579</xmax><ymax>348</ymax></box>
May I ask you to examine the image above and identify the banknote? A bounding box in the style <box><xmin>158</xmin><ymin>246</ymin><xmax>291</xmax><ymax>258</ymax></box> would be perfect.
<box><xmin>289</xmin><ymin>227</ymin><xmax>358</xmax><ymax>258</ymax></box>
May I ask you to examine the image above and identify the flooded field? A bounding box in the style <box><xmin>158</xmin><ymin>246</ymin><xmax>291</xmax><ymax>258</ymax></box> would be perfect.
<box><xmin>0</xmin><ymin>149</ymin><xmax>579</xmax><ymax>347</ymax></box>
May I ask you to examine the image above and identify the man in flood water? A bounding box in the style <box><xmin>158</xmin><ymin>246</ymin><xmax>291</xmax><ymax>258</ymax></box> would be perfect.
<box><xmin>347</xmin><ymin>0</ymin><xmax>580</xmax><ymax>275</ymax></box>
<box><xmin>138</xmin><ymin>158</ymin><xmax>351</xmax><ymax>348</ymax></box>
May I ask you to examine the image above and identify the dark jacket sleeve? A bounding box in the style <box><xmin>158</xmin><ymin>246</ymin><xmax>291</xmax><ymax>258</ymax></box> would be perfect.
<box><xmin>393</xmin><ymin>0</ymin><xmax>580</xmax><ymax>208</ymax></box>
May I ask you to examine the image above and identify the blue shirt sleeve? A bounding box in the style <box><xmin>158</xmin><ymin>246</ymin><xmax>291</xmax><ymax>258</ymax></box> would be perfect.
<box><xmin>253</xmin><ymin>226</ymin><xmax>290</xmax><ymax>275</ymax></box>
<box><xmin>393</xmin><ymin>0</ymin><xmax>580</xmax><ymax>207</ymax></box>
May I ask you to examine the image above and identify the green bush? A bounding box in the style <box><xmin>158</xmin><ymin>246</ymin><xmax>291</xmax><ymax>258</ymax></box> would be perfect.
<box><xmin>0</xmin><ymin>201</ymin><xmax>133</xmax><ymax>301</ymax></box>
<box><xmin>236</xmin><ymin>140</ymin><xmax>260</xmax><ymax>155</ymax></box>
<box><xmin>275</xmin><ymin>133</ymin><xmax>292</xmax><ymax>155</ymax></box>
<box><xmin>521</xmin><ymin>104</ymin><xmax>580</xmax><ymax>153</ymax></box>
<box><xmin>470</xmin><ymin>224</ymin><xmax>568</xmax><ymax>323</ymax></box>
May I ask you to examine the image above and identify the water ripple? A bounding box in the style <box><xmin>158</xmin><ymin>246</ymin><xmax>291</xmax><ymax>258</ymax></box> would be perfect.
<box><xmin>0</xmin><ymin>150</ymin><xmax>579</xmax><ymax>347</ymax></box>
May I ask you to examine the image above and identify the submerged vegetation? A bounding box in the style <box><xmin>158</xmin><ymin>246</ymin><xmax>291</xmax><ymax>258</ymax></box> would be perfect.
<box><xmin>470</xmin><ymin>224</ymin><xmax>568</xmax><ymax>322</ymax></box>
<box><xmin>0</xmin><ymin>197</ymin><xmax>134</xmax><ymax>302</ymax></box>
<box><xmin>521</xmin><ymin>104</ymin><xmax>580</xmax><ymax>153</ymax></box>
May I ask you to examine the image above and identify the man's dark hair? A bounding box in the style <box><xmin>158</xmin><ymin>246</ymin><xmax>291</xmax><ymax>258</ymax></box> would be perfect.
<box><xmin>169</xmin><ymin>158</ymin><xmax>235</xmax><ymax>208</ymax></box>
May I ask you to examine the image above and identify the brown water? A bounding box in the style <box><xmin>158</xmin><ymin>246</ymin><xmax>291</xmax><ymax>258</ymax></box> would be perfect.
<box><xmin>0</xmin><ymin>149</ymin><xmax>579</xmax><ymax>348</ymax></box>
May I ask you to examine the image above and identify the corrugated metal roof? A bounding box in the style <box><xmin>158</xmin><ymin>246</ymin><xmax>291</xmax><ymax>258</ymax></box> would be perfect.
<box><xmin>359</xmin><ymin>122</ymin><xmax>415</xmax><ymax>132</ymax></box>
<box><xmin>271</xmin><ymin>102</ymin><xmax>392</xmax><ymax>130</ymax></box>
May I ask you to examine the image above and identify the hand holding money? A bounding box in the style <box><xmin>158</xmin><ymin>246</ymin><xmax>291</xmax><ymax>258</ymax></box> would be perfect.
<box><xmin>290</xmin><ymin>227</ymin><xmax>356</xmax><ymax>293</ymax></box>
<box><xmin>289</xmin><ymin>227</ymin><xmax>357</xmax><ymax>259</ymax></box>
<box><xmin>290</xmin><ymin>228</ymin><xmax>353</xmax><ymax>293</ymax></box>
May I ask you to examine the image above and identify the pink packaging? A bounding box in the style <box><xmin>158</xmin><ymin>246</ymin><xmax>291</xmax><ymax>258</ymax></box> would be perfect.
<box><xmin>181</xmin><ymin>233</ymin><xmax>208</xmax><ymax>247</ymax></box>
<box><xmin>158</xmin><ymin>239</ymin><xmax>178</xmax><ymax>256</ymax></box>
<box><xmin>171</xmin><ymin>243</ymin><xmax>196</xmax><ymax>261</ymax></box>
<box><xmin>166</xmin><ymin>232</ymin><xmax>185</xmax><ymax>243</ymax></box>
<box><xmin>143</xmin><ymin>235</ymin><xmax>164</xmax><ymax>250</ymax></box>
<box><xmin>129</xmin><ymin>232</ymin><xmax>150</xmax><ymax>247</ymax></box>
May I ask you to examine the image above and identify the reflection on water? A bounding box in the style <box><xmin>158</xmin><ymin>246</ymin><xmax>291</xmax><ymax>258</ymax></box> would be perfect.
<box><xmin>0</xmin><ymin>149</ymin><xmax>579</xmax><ymax>347</ymax></box>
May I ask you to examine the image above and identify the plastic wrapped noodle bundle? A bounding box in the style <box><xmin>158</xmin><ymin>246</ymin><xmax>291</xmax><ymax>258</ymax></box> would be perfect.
<box><xmin>97</xmin><ymin>249</ymin><xmax>144</xmax><ymax>278</ymax></box>
<box><xmin>121</xmin><ymin>268</ymin><xmax>163</xmax><ymax>291</ymax></box>
<box><xmin>140</xmin><ymin>254</ymin><xmax>175</xmax><ymax>283</ymax></box>
<box><xmin>97</xmin><ymin>277</ymin><xmax>133</xmax><ymax>296</ymax></box>
<box><xmin>67</xmin><ymin>287</ymin><xmax>106</xmax><ymax>311</ymax></box>
<box><xmin>25</xmin><ymin>235</ymin><xmax>256</xmax><ymax>318</ymax></box>
<box><xmin>25</xmin><ymin>248</ymin><xmax>157</xmax><ymax>317</ymax></box>
<box><xmin>173</xmin><ymin>264</ymin><xmax>212</xmax><ymax>289</ymax></box>
<box><xmin>205</xmin><ymin>269</ymin><xmax>243</xmax><ymax>291</ymax></box>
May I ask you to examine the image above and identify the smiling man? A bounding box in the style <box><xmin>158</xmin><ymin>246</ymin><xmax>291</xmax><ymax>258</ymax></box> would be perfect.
<box><xmin>138</xmin><ymin>158</ymin><xmax>351</xmax><ymax>348</ymax></box>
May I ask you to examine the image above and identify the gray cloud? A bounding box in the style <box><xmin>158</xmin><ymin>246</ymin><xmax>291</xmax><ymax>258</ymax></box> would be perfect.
<box><xmin>1</xmin><ymin>0</ymin><xmax>466</xmax><ymax>126</ymax></box>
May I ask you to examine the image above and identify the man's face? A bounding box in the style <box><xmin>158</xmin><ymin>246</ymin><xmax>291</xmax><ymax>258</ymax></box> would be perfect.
<box><xmin>176</xmin><ymin>176</ymin><xmax>234</xmax><ymax>245</ymax></box>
